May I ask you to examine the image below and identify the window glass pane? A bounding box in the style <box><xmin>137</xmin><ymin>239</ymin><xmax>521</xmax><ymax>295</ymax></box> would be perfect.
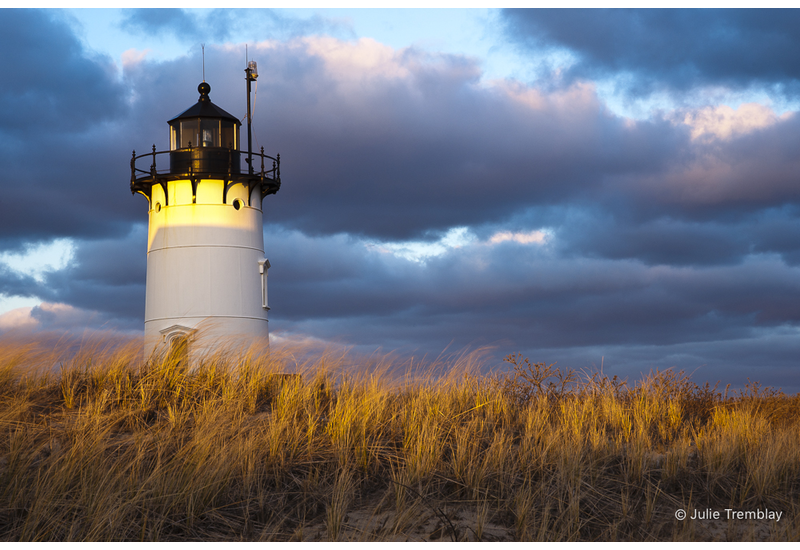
<box><xmin>220</xmin><ymin>122</ymin><xmax>236</xmax><ymax>150</ymax></box>
<box><xmin>200</xmin><ymin>119</ymin><xmax>219</xmax><ymax>147</ymax></box>
<box><xmin>170</xmin><ymin>125</ymin><xmax>178</xmax><ymax>150</ymax></box>
<box><xmin>180</xmin><ymin>120</ymin><xmax>197</xmax><ymax>148</ymax></box>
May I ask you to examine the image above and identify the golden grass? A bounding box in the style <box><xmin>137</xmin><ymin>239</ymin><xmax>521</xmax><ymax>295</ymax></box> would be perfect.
<box><xmin>0</xmin><ymin>333</ymin><xmax>798</xmax><ymax>541</ymax></box>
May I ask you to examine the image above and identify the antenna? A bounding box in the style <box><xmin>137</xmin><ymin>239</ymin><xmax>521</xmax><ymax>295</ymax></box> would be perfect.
<box><xmin>245</xmin><ymin>49</ymin><xmax>258</xmax><ymax>175</ymax></box>
<box><xmin>201</xmin><ymin>44</ymin><xmax>206</xmax><ymax>82</ymax></box>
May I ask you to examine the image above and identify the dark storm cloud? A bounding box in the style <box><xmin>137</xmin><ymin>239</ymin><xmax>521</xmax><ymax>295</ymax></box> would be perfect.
<box><xmin>38</xmin><ymin>226</ymin><xmax>147</xmax><ymax>325</ymax></box>
<box><xmin>751</xmin><ymin>206</ymin><xmax>800</xmax><ymax>266</ymax></box>
<box><xmin>268</xmin><ymin>226</ymin><xmax>800</xmax><ymax>348</ymax></box>
<box><xmin>180</xmin><ymin>41</ymin><xmax>796</xmax><ymax>242</ymax></box>
<box><xmin>28</xmin><ymin>302</ymin><xmax>125</xmax><ymax>333</ymax></box>
<box><xmin>0</xmin><ymin>265</ymin><xmax>40</xmax><ymax>301</ymax></box>
<box><xmin>0</xmin><ymin>226</ymin><xmax>146</xmax><ymax>332</ymax></box>
<box><xmin>264</xmin><ymin>227</ymin><xmax>420</xmax><ymax>320</ymax></box>
<box><xmin>501</xmin><ymin>9</ymin><xmax>800</xmax><ymax>96</ymax></box>
<box><xmin>120</xmin><ymin>8</ymin><xmax>202</xmax><ymax>38</ymax></box>
<box><xmin>556</xmin><ymin>212</ymin><xmax>751</xmax><ymax>266</ymax></box>
<box><xmin>0</xmin><ymin>10</ymin><xmax>136</xmax><ymax>246</ymax></box>
<box><xmin>242</xmin><ymin>43</ymin><xmax>681</xmax><ymax>240</ymax></box>
<box><xmin>519</xmin><ymin>332</ymin><xmax>800</xmax><ymax>394</ymax></box>
<box><xmin>0</xmin><ymin>125</ymin><xmax>142</xmax><ymax>243</ymax></box>
<box><xmin>556</xmin><ymin>204</ymin><xmax>800</xmax><ymax>268</ymax></box>
<box><xmin>267</xmin><ymin>227</ymin><xmax>800</xmax><ymax>391</ymax></box>
<box><xmin>623</xmin><ymin>112</ymin><xmax>800</xmax><ymax>214</ymax></box>
<box><xmin>0</xmin><ymin>10</ymin><xmax>126</xmax><ymax>136</ymax></box>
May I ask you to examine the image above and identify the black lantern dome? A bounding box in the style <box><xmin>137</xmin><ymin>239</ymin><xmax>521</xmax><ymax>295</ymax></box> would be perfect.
<box><xmin>167</xmin><ymin>82</ymin><xmax>241</xmax><ymax>174</ymax></box>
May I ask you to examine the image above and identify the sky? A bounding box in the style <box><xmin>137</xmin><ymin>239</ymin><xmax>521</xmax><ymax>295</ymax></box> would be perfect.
<box><xmin>2</xmin><ymin>8</ymin><xmax>800</xmax><ymax>391</ymax></box>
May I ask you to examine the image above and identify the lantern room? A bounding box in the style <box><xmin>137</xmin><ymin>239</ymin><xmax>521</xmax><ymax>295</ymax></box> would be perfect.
<box><xmin>167</xmin><ymin>82</ymin><xmax>241</xmax><ymax>175</ymax></box>
<box><xmin>130</xmin><ymin>80</ymin><xmax>280</xmax><ymax>204</ymax></box>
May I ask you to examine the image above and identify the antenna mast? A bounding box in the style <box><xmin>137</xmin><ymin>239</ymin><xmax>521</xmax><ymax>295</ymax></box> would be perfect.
<box><xmin>245</xmin><ymin>46</ymin><xmax>258</xmax><ymax>175</ymax></box>
<box><xmin>201</xmin><ymin>44</ymin><xmax>205</xmax><ymax>82</ymax></box>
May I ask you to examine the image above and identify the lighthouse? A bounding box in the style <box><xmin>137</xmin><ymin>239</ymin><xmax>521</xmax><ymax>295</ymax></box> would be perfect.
<box><xmin>130</xmin><ymin>63</ymin><xmax>280</xmax><ymax>360</ymax></box>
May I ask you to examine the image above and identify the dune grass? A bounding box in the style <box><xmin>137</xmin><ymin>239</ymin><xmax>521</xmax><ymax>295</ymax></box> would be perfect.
<box><xmin>0</xmin><ymin>334</ymin><xmax>798</xmax><ymax>541</ymax></box>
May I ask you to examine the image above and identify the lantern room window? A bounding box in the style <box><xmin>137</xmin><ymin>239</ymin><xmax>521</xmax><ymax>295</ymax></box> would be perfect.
<box><xmin>169</xmin><ymin>118</ymin><xmax>238</xmax><ymax>150</ymax></box>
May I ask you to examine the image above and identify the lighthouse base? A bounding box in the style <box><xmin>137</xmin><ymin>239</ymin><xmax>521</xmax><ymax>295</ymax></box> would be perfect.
<box><xmin>144</xmin><ymin>316</ymin><xmax>269</xmax><ymax>365</ymax></box>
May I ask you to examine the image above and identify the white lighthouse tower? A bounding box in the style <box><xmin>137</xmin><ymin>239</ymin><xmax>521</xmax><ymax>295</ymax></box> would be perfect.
<box><xmin>131</xmin><ymin>65</ymin><xmax>280</xmax><ymax>359</ymax></box>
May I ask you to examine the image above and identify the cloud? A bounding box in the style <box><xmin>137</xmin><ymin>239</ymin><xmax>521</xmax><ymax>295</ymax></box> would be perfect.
<box><xmin>488</xmin><ymin>230</ymin><xmax>548</xmax><ymax>245</ymax></box>
<box><xmin>35</xmin><ymin>225</ymin><xmax>147</xmax><ymax>326</ymax></box>
<box><xmin>239</xmin><ymin>37</ymin><xmax>800</xmax><ymax>241</ymax></box>
<box><xmin>121</xmin><ymin>8</ymin><xmax>233</xmax><ymax>41</ymax></box>
<box><xmin>0</xmin><ymin>302</ymin><xmax>118</xmax><ymax>334</ymax></box>
<box><xmin>0</xmin><ymin>307</ymin><xmax>38</xmax><ymax>331</ymax></box>
<box><xmin>680</xmin><ymin>102</ymin><xmax>791</xmax><ymax>141</ymax></box>
<box><xmin>0</xmin><ymin>10</ymin><xmax>127</xmax><ymax>137</ymax></box>
<box><xmin>267</xmin><ymin>224</ymin><xmax>800</xmax><ymax>355</ymax></box>
<box><xmin>0</xmin><ymin>238</ymin><xmax>74</xmax><ymax>282</ymax></box>
<box><xmin>0</xmin><ymin>10</ymin><xmax>137</xmax><ymax>247</ymax></box>
<box><xmin>235</xmin><ymin>37</ymin><xmax>683</xmax><ymax>240</ymax></box>
<box><xmin>501</xmin><ymin>9</ymin><xmax>800</xmax><ymax>96</ymax></box>
<box><xmin>121</xmin><ymin>48</ymin><xmax>151</xmax><ymax>69</ymax></box>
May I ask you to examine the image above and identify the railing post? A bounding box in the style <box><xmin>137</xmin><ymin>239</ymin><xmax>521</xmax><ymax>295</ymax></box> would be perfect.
<box><xmin>277</xmin><ymin>153</ymin><xmax>280</xmax><ymax>182</ymax></box>
<box><xmin>131</xmin><ymin>150</ymin><xmax>136</xmax><ymax>184</ymax></box>
<box><xmin>260</xmin><ymin>146</ymin><xmax>265</xmax><ymax>178</ymax></box>
<box><xmin>150</xmin><ymin>144</ymin><xmax>157</xmax><ymax>178</ymax></box>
